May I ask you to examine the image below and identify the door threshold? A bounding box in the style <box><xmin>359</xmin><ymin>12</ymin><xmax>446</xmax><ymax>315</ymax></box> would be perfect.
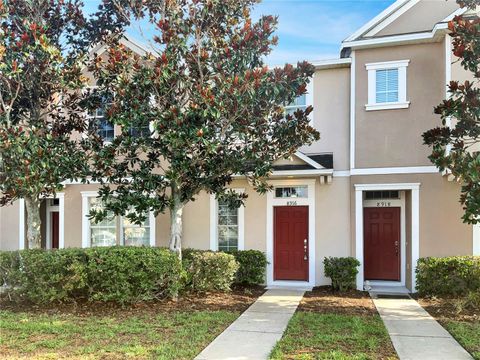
<box><xmin>267</xmin><ymin>285</ymin><xmax>312</xmax><ymax>291</ymax></box>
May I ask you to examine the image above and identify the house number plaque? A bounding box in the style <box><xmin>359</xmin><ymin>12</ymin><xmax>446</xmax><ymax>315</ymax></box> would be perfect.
<box><xmin>287</xmin><ymin>201</ymin><xmax>298</xmax><ymax>206</ymax></box>
<box><xmin>376</xmin><ymin>201</ymin><xmax>392</xmax><ymax>207</ymax></box>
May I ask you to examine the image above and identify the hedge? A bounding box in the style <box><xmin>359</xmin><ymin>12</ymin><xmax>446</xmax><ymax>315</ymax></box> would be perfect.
<box><xmin>226</xmin><ymin>250</ymin><xmax>267</xmax><ymax>285</ymax></box>
<box><xmin>0</xmin><ymin>247</ymin><xmax>268</xmax><ymax>303</ymax></box>
<box><xmin>182</xmin><ymin>250</ymin><xmax>238</xmax><ymax>292</ymax></box>
<box><xmin>183</xmin><ymin>249</ymin><xmax>267</xmax><ymax>287</ymax></box>
<box><xmin>0</xmin><ymin>247</ymin><xmax>183</xmax><ymax>304</ymax></box>
<box><xmin>416</xmin><ymin>256</ymin><xmax>480</xmax><ymax>296</ymax></box>
<box><xmin>324</xmin><ymin>257</ymin><xmax>360</xmax><ymax>292</ymax></box>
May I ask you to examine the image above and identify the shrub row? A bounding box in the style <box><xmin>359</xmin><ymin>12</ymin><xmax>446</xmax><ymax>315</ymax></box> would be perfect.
<box><xmin>416</xmin><ymin>256</ymin><xmax>480</xmax><ymax>296</ymax></box>
<box><xmin>0</xmin><ymin>247</ymin><xmax>267</xmax><ymax>304</ymax></box>
<box><xmin>0</xmin><ymin>247</ymin><xmax>182</xmax><ymax>304</ymax></box>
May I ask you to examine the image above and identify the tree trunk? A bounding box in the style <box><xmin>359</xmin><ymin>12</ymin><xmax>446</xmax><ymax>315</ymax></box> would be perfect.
<box><xmin>25</xmin><ymin>196</ymin><xmax>42</xmax><ymax>249</ymax></box>
<box><xmin>169</xmin><ymin>190</ymin><xmax>184</xmax><ymax>261</ymax></box>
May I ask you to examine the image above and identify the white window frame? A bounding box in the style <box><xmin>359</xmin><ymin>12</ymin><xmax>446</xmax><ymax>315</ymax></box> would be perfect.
<box><xmin>365</xmin><ymin>60</ymin><xmax>410</xmax><ymax>111</ymax></box>
<box><xmin>209</xmin><ymin>189</ymin><xmax>245</xmax><ymax>251</ymax></box>
<box><xmin>84</xmin><ymin>86</ymin><xmax>115</xmax><ymax>144</ymax></box>
<box><xmin>284</xmin><ymin>94</ymin><xmax>308</xmax><ymax>117</ymax></box>
<box><xmin>81</xmin><ymin>191</ymin><xmax>155</xmax><ymax>248</ymax></box>
<box><xmin>474</xmin><ymin>224</ymin><xmax>480</xmax><ymax>255</ymax></box>
<box><xmin>121</xmin><ymin>212</ymin><xmax>155</xmax><ymax>247</ymax></box>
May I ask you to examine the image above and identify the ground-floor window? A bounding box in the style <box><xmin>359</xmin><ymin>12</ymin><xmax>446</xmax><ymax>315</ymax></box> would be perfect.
<box><xmin>210</xmin><ymin>190</ymin><xmax>245</xmax><ymax>251</ymax></box>
<box><xmin>217</xmin><ymin>200</ymin><xmax>239</xmax><ymax>251</ymax></box>
<box><xmin>82</xmin><ymin>193</ymin><xmax>155</xmax><ymax>247</ymax></box>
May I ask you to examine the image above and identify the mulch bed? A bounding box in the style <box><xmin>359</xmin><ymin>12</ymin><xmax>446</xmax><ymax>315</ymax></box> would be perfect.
<box><xmin>298</xmin><ymin>286</ymin><xmax>378</xmax><ymax>316</ymax></box>
<box><xmin>417</xmin><ymin>297</ymin><xmax>479</xmax><ymax>323</ymax></box>
<box><xmin>0</xmin><ymin>285</ymin><xmax>265</xmax><ymax>317</ymax></box>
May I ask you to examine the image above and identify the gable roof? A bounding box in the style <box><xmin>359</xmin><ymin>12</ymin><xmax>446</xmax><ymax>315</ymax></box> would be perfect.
<box><xmin>88</xmin><ymin>34</ymin><xmax>154</xmax><ymax>58</ymax></box>
<box><xmin>342</xmin><ymin>0</ymin><xmax>468</xmax><ymax>49</ymax></box>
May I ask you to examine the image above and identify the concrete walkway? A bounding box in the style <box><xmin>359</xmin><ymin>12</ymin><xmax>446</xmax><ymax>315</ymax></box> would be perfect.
<box><xmin>373</xmin><ymin>297</ymin><xmax>473</xmax><ymax>360</ymax></box>
<box><xmin>195</xmin><ymin>289</ymin><xmax>304</xmax><ymax>360</ymax></box>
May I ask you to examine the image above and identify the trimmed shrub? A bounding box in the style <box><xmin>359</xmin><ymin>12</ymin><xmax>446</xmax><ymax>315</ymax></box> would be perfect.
<box><xmin>182</xmin><ymin>250</ymin><xmax>238</xmax><ymax>291</ymax></box>
<box><xmin>0</xmin><ymin>247</ymin><xmax>183</xmax><ymax>304</ymax></box>
<box><xmin>324</xmin><ymin>257</ymin><xmax>360</xmax><ymax>292</ymax></box>
<box><xmin>416</xmin><ymin>256</ymin><xmax>480</xmax><ymax>296</ymax></box>
<box><xmin>226</xmin><ymin>250</ymin><xmax>267</xmax><ymax>285</ymax></box>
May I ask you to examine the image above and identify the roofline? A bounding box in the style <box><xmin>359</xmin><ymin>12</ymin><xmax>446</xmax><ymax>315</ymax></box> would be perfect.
<box><xmin>341</xmin><ymin>23</ymin><xmax>449</xmax><ymax>50</ymax></box>
<box><xmin>312</xmin><ymin>58</ymin><xmax>351</xmax><ymax>70</ymax></box>
<box><xmin>88</xmin><ymin>34</ymin><xmax>154</xmax><ymax>58</ymax></box>
<box><xmin>343</xmin><ymin>0</ymin><xmax>413</xmax><ymax>42</ymax></box>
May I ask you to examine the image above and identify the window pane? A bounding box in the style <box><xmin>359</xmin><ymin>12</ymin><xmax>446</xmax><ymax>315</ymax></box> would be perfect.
<box><xmin>217</xmin><ymin>200</ymin><xmax>239</xmax><ymax>251</ymax></box>
<box><xmin>376</xmin><ymin>68</ymin><xmax>399</xmax><ymax>103</ymax></box>
<box><xmin>123</xmin><ymin>227</ymin><xmax>150</xmax><ymax>246</ymax></box>
<box><xmin>91</xmin><ymin>228</ymin><xmax>116</xmax><ymax>247</ymax></box>
<box><xmin>275</xmin><ymin>186</ymin><xmax>308</xmax><ymax>198</ymax></box>
<box><xmin>89</xmin><ymin>198</ymin><xmax>117</xmax><ymax>246</ymax></box>
<box><xmin>122</xmin><ymin>212</ymin><xmax>150</xmax><ymax>246</ymax></box>
<box><xmin>129</xmin><ymin>121</ymin><xmax>150</xmax><ymax>138</ymax></box>
<box><xmin>98</xmin><ymin>119</ymin><xmax>114</xmax><ymax>142</ymax></box>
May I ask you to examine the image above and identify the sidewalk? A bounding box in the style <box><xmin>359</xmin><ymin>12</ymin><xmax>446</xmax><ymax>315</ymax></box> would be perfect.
<box><xmin>373</xmin><ymin>297</ymin><xmax>473</xmax><ymax>360</ymax></box>
<box><xmin>195</xmin><ymin>289</ymin><xmax>304</xmax><ymax>360</ymax></box>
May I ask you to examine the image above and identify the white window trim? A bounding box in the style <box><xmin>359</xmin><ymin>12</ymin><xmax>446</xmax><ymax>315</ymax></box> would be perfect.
<box><xmin>209</xmin><ymin>189</ymin><xmax>245</xmax><ymax>251</ymax></box>
<box><xmin>81</xmin><ymin>191</ymin><xmax>155</xmax><ymax>247</ymax></box>
<box><xmin>306</xmin><ymin>75</ymin><xmax>314</xmax><ymax>125</ymax></box>
<box><xmin>121</xmin><ymin>212</ymin><xmax>156</xmax><ymax>247</ymax></box>
<box><xmin>474</xmin><ymin>224</ymin><xmax>480</xmax><ymax>256</ymax></box>
<box><xmin>354</xmin><ymin>183</ymin><xmax>420</xmax><ymax>292</ymax></box>
<box><xmin>18</xmin><ymin>194</ymin><xmax>65</xmax><ymax>250</ymax></box>
<box><xmin>365</xmin><ymin>59</ymin><xmax>410</xmax><ymax>111</ymax></box>
<box><xmin>266</xmin><ymin>179</ymin><xmax>316</xmax><ymax>289</ymax></box>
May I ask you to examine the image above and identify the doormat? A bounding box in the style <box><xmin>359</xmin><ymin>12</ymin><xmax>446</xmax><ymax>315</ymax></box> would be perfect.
<box><xmin>375</xmin><ymin>294</ymin><xmax>411</xmax><ymax>299</ymax></box>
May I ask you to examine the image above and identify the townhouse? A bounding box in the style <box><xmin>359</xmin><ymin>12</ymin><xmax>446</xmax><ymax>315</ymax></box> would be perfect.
<box><xmin>1</xmin><ymin>0</ymin><xmax>478</xmax><ymax>292</ymax></box>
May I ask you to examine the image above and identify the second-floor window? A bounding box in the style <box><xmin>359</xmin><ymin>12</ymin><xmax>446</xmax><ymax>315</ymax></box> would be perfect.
<box><xmin>365</xmin><ymin>60</ymin><xmax>410</xmax><ymax>111</ymax></box>
<box><xmin>376</xmin><ymin>68</ymin><xmax>398</xmax><ymax>103</ymax></box>
<box><xmin>88</xmin><ymin>94</ymin><xmax>115</xmax><ymax>142</ymax></box>
<box><xmin>285</xmin><ymin>94</ymin><xmax>307</xmax><ymax>117</ymax></box>
<box><xmin>128</xmin><ymin>120</ymin><xmax>151</xmax><ymax>138</ymax></box>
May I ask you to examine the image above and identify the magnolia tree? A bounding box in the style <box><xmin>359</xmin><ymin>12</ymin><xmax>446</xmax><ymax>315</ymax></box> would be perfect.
<box><xmin>87</xmin><ymin>0</ymin><xmax>320</xmax><ymax>258</ymax></box>
<box><xmin>0</xmin><ymin>0</ymin><xmax>90</xmax><ymax>248</ymax></box>
<box><xmin>423</xmin><ymin>0</ymin><xmax>480</xmax><ymax>224</ymax></box>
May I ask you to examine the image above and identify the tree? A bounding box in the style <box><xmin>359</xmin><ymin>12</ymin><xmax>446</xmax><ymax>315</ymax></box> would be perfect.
<box><xmin>86</xmin><ymin>0</ymin><xmax>320</xmax><ymax>258</ymax></box>
<box><xmin>0</xmin><ymin>0</ymin><xmax>89</xmax><ymax>248</ymax></box>
<box><xmin>423</xmin><ymin>0</ymin><xmax>480</xmax><ymax>224</ymax></box>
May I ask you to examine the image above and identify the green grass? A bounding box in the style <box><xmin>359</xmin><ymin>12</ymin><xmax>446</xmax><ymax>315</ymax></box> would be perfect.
<box><xmin>0</xmin><ymin>309</ymin><xmax>238</xmax><ymax>359</ymax></box>
<box><xmin>270</xmin><ymin>312</ymin><xmax>397</xmax><ymax>360</ymax></box>
<box><xmin>443</xmin><ymin>320</ymin><xmax>480</xmax><ymax>360</ymax></box>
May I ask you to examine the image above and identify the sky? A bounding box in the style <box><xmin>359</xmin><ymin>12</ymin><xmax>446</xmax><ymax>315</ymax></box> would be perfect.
<box><xmin>82</xmin><ymin>0</ymin><xmax>396</xmax><ymax>66</ymax></box>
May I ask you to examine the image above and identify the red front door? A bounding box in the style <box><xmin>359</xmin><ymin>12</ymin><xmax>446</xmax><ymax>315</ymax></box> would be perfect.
<box><xmin>274</xmin><ymin>206</ymin><xmax>308</xmax><ymax>281</ymax></box>
<box><xmin>364</xmin><ymin>207</ymin><xmax>400</xmax><ymax>281</ymax></box>
<box><xmin>51</xmin><ymin>212</ymin><xmax>59</xmax><ymax>249</ymax></box>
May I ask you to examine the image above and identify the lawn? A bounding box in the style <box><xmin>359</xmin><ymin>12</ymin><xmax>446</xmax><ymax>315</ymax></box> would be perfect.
<box><xmin>270</xmin><ymin>287</ymin><xmax>397</xmax><ymax>360</ymax></box>
<box><xmin>0</xmin><ymin>287</ymin><xmax>264</xmax><ymax>360</ymax></box>
<box><xmin>419</xmin><ymin>297</ymin><xmax>480</xmax><ymax>360</ymax></box>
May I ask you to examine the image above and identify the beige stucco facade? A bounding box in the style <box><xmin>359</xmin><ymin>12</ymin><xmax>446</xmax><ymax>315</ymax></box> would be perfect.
<box><xmin>1</xmin><ymin>0</ymin><xmax>478</xmax><ymax>291</ymax></box>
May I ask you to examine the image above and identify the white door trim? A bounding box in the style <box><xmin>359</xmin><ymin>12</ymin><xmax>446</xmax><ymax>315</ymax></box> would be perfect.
<box><xmin>354</xmin><ymin>183</ymin><xmax>420</xmax><ymax>292</ymax></box>
<box><xmin>266</xmin><ymin>179</ymin><xmax>316</xmax><ymax>289</ymax></box>
<box><xmin>18</xmin><ymin>194</ymin><xmax>65</xmax><ymax>249</ymax></box>
<box><xmin>363</xmin><ymin>192</ymin><xmax>406</xmax><ymax>287</ymax></box>
<box><xmin>45</xmin><ymin>193</ymin><xmax>65</xmax><ymax>249</ymax></box>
